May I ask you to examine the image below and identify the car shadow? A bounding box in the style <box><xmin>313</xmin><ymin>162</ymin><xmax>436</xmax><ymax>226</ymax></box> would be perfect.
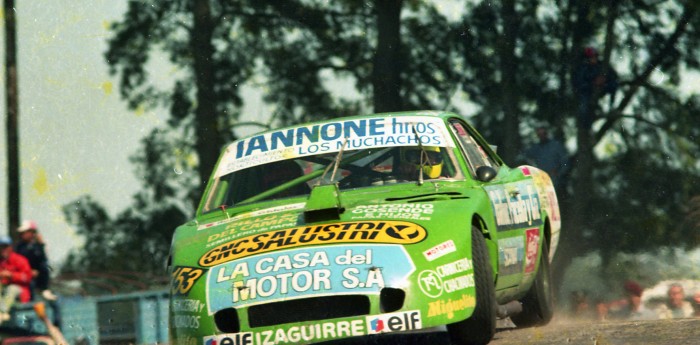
<box><xmin>318</xmin><ymin>331</ymin><xmax>452</xmax><ymax>345</ymax></box>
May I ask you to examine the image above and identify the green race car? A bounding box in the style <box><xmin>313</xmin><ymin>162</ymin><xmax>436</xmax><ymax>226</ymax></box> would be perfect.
<box><xmin>168</xmin><ymin>111</ymin><xmax>561</xmax><ymax>345</ymax></box>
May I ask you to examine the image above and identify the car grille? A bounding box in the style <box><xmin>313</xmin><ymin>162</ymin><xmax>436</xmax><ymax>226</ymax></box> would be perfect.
<box><xmin>248</xmin><ymin>295</ymin><xmax>370</xmax><ymax>328</ymax></box>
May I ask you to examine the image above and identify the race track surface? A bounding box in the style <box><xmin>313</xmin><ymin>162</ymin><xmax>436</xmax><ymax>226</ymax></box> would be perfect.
<box><xmin>318</xmin><ymin>317</ymin><xmax>700</xmax><ymax>345</ymax></box>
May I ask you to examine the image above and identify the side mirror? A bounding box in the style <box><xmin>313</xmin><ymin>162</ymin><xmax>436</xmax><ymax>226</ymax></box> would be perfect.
<box><xmin>476</xmin><ymin>166</ymin><xmax>497</xmax><ymax>182</ymax></box>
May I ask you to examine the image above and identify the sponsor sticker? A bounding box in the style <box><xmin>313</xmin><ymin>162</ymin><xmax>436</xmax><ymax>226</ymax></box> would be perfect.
<box><xmin>366</xmin><ymin>310</ymin><xmax>422</xmax><ymax>334</ymax></box>
<box><xmin>171</xmin><ymin>298</ymin><xmax>205</xmax><ymax>329</ymax></box>
<box><xmin>206</xmin><ymin>213</ymin><xmax>300</xmax><ymax>247</ymax></box>
<box><xmin>205</xmin><ymin>313</ymin><xmax>419</xmax><ymax>345</ymax></box>
<box><xmin>171</xmin><ymin>298</ymin><xmax>206</xmax><ymax>314</ymax></box>
<box><xmin>417</xmin><ymin>270</ymin><xmax>443</xmax><ymax>298</ymax></box>
<box><xmin>485</xmin><ymin>181</ymin><xmax>542</xmax><ymax>231</ymax></box>
<box><xmin>215</xmin><ymin>116</ymin><xmax>455</xmax><ymax>176</ymax></box>
<box><xmin>423</xmin><ymin>240</ymin><xmax>456</xmax><ymax>262</ymax></box>
<box><xmin>417</xmin><ymin>258</ymin><xmax>473</xmax><ymax>298</ymax></box>
<box><xmin>350</xmin><ymin>203</ymin><xmax>434</xmax><ymax>221</ymax></box>
<box><xmin>498</xmin><ymin>236</ymin><xmax>524</xmax><ymax>275</ymax></box>
<box><xmin>206</xmin><ymin>245</ymin><xmax>415</xmax><ymax>311</ymax></box>
<box><xmin>427</xmin><ymin>294</ymin><xmax>476</xmax><ymax>320</ymax></box>
<box><xmin>198</xmin><ymin>203</ymin><xmax>305</xmax><ymax>231</ymax></box>
<box><xmin>171</xmin><ymin>266</ymin><xmax>205</xmax><ymax>296</ymax></box>
<box><xmin>172</xmin><ymin>314</ymin><xmax>201</xmax><ymax>330</ymax></box>
<box><xmin>199</xmin><ymin>221</ymin><xmax>426</xmax><ymax>267</ymax></box>
<box><xmin>525</xmin><ymin>228</ymin><xmax>540</xmax><ymax>273</ymax></box>
<box><xmin>204</xmin><ymin>333</ymin><xmax>253</xmax><ymax>345</ymax></box>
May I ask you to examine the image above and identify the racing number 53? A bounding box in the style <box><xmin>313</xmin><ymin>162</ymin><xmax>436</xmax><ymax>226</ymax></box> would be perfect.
<box><xmin>172</xmin><ymin>266</ymin><xmax>204</xmax><ymax>296</ymax></box>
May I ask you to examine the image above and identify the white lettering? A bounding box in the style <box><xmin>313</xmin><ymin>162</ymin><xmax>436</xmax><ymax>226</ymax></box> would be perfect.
<box><xmin>251</xmin><ymin>320</ymin><xmax>364</xmax><ymax>344</ymax></box>
<box><xmin>217</xmin><ymin>263</ymin><xmax>250</xmax><ymax>282</ymax></box>
<box><xmin>444</xmin><ymin>274</ymin><xmax>475</xmax><ymax>293</ymax></box>
<box><xmin>233</xmin><ymin>269</ymin><xmax>332</xmax><ymax>303</ymax></box>
<box><xmin>173</xmin><ymin>315</ymin><xmax>200</xmax><ymax>329</ymax></box>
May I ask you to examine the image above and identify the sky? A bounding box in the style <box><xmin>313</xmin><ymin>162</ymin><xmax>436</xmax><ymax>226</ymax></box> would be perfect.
<box><xmin>0</xmin><ymin>1</ymin><xmax>166</xmax><ymax>265</ymax></box>
<box><xmin>0</xmin><ymin>1</ymin><xmax>272</xmax><ymax>267</ymax></box>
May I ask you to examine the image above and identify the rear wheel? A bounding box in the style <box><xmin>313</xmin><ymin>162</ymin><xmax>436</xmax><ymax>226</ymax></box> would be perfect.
<box><xmin>447</xmin><ymin>226</ymin><xmax>496</xmax><ymax>345</ymax></box>
<box><xmin>510</xmin><ymin>243</ymin><xmax>554</xmax><ymax>327</ymax></box>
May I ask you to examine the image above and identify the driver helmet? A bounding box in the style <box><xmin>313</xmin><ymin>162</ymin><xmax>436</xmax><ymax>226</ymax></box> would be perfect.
<box><xmin>400</xmin><ymin>146</ymin><xmax>443</xmax><ymax>179</ymax></box>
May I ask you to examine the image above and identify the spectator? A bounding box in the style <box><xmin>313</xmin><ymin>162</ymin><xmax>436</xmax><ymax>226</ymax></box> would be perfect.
<box><xmin>0</xmin><ymin>235</ymin><xmax>33</xmax><ymax>322</ymax></box>
<box><xmin>15</xmin><ymin>220</ymin><xmax>57</xmax><ymax>301</ymax></box>
<box><xmin>620</xmin><ymin>280</ymin><xmax>656</xmax><ymax>320</ymax></box>
<box><xmin>569</xmin><ymin>290</ymin><xmax>593</xmax><ymax>319</ymax></box>
<box><xmin>522</xmin><ymin>126</ymin><xmax>569</xmax><ymax>190</ymax></box>
<box><xmin>656</xmin><ymin>283</ymin><xmax>694</xmax><ymax>319</ymax></box>
<box><xmin>572</xmin><ymin>46</ymin><xmax>618</xmax><ymax>130</ymax></box>
<box><xmin>693</xmin><ymin>291</ymin><xmax>700</xmax><ymax>317</ymax></box>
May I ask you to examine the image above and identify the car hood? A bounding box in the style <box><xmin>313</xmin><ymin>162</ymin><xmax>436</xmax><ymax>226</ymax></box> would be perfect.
<box><xmin>178</xmin><ymin>183</ymin><xmax>477</xmax><ymax>263</ymax></box>
<box><xmin>172</xmin><ymin>182</ymin><xmax>480</xmax><ymax>314</ymax></box>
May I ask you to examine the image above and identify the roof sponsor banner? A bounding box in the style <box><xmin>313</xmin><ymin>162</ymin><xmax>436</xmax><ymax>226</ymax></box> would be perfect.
<box><xmin>215</xmin><ymin>116</ymin><xmax>454</xmax><ymax>177</ymax></box>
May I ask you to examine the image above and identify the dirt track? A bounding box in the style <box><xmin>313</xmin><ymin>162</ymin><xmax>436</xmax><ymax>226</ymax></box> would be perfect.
<box><xmin>491</xmin><ymin>317</ymin><xmax>700</xmax><ymax>345</ymax></box>
<box><xmin>321</xmin><ymin>316</ymin><xmax>700</xmax><ymax>345</ymax></box>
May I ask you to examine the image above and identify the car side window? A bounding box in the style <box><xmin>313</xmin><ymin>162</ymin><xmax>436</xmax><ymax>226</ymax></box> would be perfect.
<box><xmin>449</xmin><ymin>121</ymin><xmax>498</xmax><ymax>175</ymax></box>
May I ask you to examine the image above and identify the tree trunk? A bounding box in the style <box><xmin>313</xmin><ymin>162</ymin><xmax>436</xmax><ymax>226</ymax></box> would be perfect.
<box><xmin>372</xmin><ymin>0</ymin><xmax>403</xmax><ymax>113</ymax></box>
<box><xmin>4</xmin><ymin>0</ymin><xmax>21</xmax><ymax>238</ymax></box>
<box><xmin>192</xmin><ymin>0</ymin><xmax>221</xmax><ymax>188</ymax></box>
<box><xmin>497</xmin><ymin>0</ymin><xmax>520</xmax><ymax>164</ymax></box>
<box><xmin>551</xmin><ymin>0</ymin><xmax>595</xmax><ymax>292</ymax></box>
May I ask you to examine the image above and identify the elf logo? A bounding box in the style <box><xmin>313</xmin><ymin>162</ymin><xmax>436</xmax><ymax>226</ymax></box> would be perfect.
<box><xmin>370</xmin><ymin>318</ymin><xmax>385</xmax><ymax>332</ymax></box>
<box><xmin>203</xmin><ymin>333</ymin><xmax>253</xmax><ymax>345</ymax></box>
<box><xmin>366</xmin><ymin>310</ymin><xmax>422</xmax><ymax>334</ymax></box>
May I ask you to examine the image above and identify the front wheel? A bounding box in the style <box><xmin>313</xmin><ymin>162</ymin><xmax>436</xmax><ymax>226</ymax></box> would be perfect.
<box><xmin>447</xmin><ymin>226</ymin><xmax>496</xmax><ymax>345</ymax></box>
<box><xmin>510</xmin><ymin>242</ymin><xmax>554</xmax><ymax>327</ymax></box>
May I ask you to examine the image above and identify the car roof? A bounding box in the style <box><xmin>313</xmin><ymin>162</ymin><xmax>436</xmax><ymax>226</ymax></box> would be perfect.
<box><xmin>241</xmin><ymin>110</ymin><xmax>459</xmax><ymax>140</ymax></box>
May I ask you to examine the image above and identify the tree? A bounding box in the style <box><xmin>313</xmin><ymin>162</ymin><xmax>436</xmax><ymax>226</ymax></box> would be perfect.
<box><xmin>105</xmin><ymin>1</ymin><xmax>258</xmax><ymax>187</ymax></box>
<box><xmin>61</xmin><ymin>128</ymin><xmax>194</xmax><ymax>286</ymax></box>
<box><xmin>454</xmin><ymin>1</ymin><xmax>700</xmax><ymax>286</ymax></box>
<box><xmin>63</xmin><ymin>0</ymin><xmax>465</xmax><ymax>278</ymax></box>
<box><xmin>4</xmin><ymin>0</ymin><xmax>20</xmax><ymax>237</ymax></box>
<box><xmin>62</xmin><ymin>1</ymin><xmax>700</xmax><ymax>294</ymax></box>
<box><xmin>373</xmin><ymin>0</ymin><xmax>404</xmax><ymax>112</ymax></box>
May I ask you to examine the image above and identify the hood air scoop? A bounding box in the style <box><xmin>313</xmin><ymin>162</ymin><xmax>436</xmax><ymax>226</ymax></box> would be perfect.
<box><xmin>304</xmin><ymin>184</ymin><xmax>344</xmax><ymax>223</ymax></box>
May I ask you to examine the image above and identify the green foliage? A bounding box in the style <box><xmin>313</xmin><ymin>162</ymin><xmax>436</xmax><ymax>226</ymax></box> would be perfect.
<box><xmin>61</xmin><ymin>128</ymin><xmax>194</xmax><ymax>289</ymax></box>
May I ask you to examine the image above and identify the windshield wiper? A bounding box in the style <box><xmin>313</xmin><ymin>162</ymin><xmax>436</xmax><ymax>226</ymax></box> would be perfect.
<box><xmin>317</xmin><ymin>137</ymin><xmax>348</xmax><ymax>186</ymax></box>
<box><xmin>412</xmin><ymin>125</ymin><xmax>434</xmax><ymax>186</ymax></box>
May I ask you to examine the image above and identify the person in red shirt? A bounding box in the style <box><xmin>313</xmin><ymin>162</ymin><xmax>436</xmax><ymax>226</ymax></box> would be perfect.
<box><xmin>0</xmin><ymin>235</ymin><xmax>32</xmax><ymax>323</ymax></box>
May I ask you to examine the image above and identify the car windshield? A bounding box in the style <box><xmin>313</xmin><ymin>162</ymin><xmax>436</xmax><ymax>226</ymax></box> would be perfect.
<box><xmin>200</xmin><ymin>145</ymin><xmax>463</xmax><ymax>212</ymax></box>
<box><xmin>200</xmin><ymin>116</ymin><xmax>463</xmax><ymax>213</ymax></box>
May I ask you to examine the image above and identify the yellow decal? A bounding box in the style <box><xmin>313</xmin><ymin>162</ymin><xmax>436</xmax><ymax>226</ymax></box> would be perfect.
<box><xmin>171</xmin><ymin>266</ymin><xmax>204</xmax><ymax>296</ymax></box>
<box><xmin>427</xmin><ymin>294</ymin><xmax>476</xmax><ymax>319</ymax></box>
<box><xmin>199</xmin><ymin>221</ymin><xmax>427</xmax><ymax>267</ymax></box>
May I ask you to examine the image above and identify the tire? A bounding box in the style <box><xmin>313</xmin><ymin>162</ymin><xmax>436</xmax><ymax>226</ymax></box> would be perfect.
<box><xmin>447</xmin><ymin>226</ymin><xmax>496</xmax><ymax>345</ymax></box>
<box><xmin>510</xmin><ymin>242</ymin><xmax>554</xmax><ymax>327</ymax></box>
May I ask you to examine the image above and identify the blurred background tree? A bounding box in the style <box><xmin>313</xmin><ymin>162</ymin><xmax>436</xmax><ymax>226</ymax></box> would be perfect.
<box><xmin>58</xmin><ymin>0</ymin><xmax>700</xmax><ymax>295</ymax></box>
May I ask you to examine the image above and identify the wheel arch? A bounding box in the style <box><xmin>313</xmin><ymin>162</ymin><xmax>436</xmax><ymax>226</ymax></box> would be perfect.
<box><xmin>471</xmin><ymin>214</ymin><xmax>491</xmax><ymax>240</ymax></box>
<box><xmin>542</xmin><ymin>217</ymin><xmax>552</xmax><ymax>258</ymax></box>
<box><xmin>471</xmin><ymin>213</ymin><xmax>498</xmax><ymax>282</ymax></box>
